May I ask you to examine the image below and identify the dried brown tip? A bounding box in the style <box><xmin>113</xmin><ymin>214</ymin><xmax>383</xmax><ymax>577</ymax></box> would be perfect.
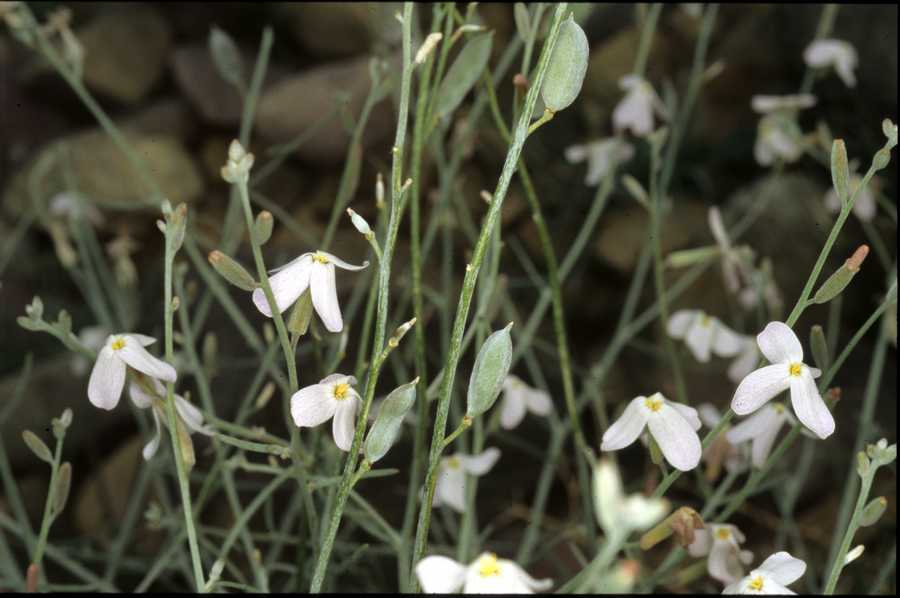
<box><xmin>846</xmin><ymin>245</ymin><xmax>869</xmax><ymax>272</ymax></box>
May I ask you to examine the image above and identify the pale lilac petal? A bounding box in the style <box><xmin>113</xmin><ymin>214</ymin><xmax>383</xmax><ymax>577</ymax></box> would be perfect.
<box><xmin>311</xmin><ymin>263</ymin><xmax>343</xmax><ymax>333</ymax></box>
<box><xmin>459</xmin><ymin>447</ymin><xmax>501</xmax><ymax>475</ymax></box>
<box><xmin>321</xmin><ymin>373</ymin><xmax>356</xmax><ymax>386</ymax></box>
<box><xmin>731</xmin><ymin>365</ymin><xmax>791</xmax><ymax>415</ymax></box>
<box><xmin>756</xmin><ymin>321</ymin><xmax>803</xmax><ymax>364</ymax></box>
<box><xmin>789</xmin><ymin>367</ymin><xmax>834</xmax><ymax>439</ymax></box>
<box><xmin>708</xmin><ymin>542</ymin><xmax>744</xmax><ymax>585</ymax></box>
<box><xmin>667</xmin><ymin>310</ymin><xmax>696</xmax><ymax>339</ymax></box>
<box><xmin>118</xmin><ymin>339</ymin><xmax>177</xmax><ymax>382</ymax></box>
<box><xmin>124</xmin><ymin>334</ymin><xmax>157</xmax><ymax>347</ymax></box>
<box><xmin>750</xmin><ymin>419</ymin><xmax>782</xmax><ymax>468</ymax></box>
<box><xmin>758</xmin><ymin>551</ymin><xmax>806</xmax><ymax>585</ymax></box>
<box><xmin>823</xmin><ymin>188</ymin><xmax>842</xmax><ymax>214</ymax></box>
<box><xmin>500</xmin><ymin>390</ymin><xmax>528</xmax><ymax>430</ymax></box>
<box><xmin>564</xmin><ymin>144</ymin><xmax>587</xmax><ymax>163</ymax></box>
<box><xmin>415</xmin><ymin>555</ymin><xmax>467</xmax><ymax>594</ymax></box>
<box><xmin>647</xmin><ymin>404</ymin><xmax>702</xmax><ymax>471</ymax></box>
<box><xmin>253</xmin><ymin>255</ymin><xmax>313</xmax><ymax>317</ymax></box>
<box><xmin>712</xmin><ymin>321</ymin><xmax>746</xmax><ymax>358</ymax></box>
<box><xmin>601</xmin><ymin>397</ymin><xmax>649</xmax><ymax>451</ymax></box>
<box><xmin>290</xmin><ymin>384</ymin><xmax>337</xmax><ymax>428</ymax></box>
<box><xmin>88</xmin><ymin>347</ymin><xmax>126</xmax><ymax>410</ymax></box>
<box><xmin>525</xmin><ymin>388</ymin><xmax>553</xmax><ymax>416</ymax></box>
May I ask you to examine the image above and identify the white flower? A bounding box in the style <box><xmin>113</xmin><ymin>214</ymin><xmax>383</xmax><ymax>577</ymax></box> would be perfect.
<box><xmin>601</xmin><ymin>392</ymin><xmax>702</xmax><ymax>471</ymax></box>
<box><xmin>499</xmin><ymin>375</ymin><xmax>553</xmax><ymax>430</ymax></box>
<box><xmin>723</xmin><ymin>551</ymin><xmax>806</xmax><ymax>594</ymax></box>
<box><xmin>415</xmin><ymin>551</ymin><xmax>552</xmax><ymax>594</ymax></box>
<box><xmin>290</xmin><ymin>374</ymin><xmax>361</xmax><ymax>451</ymax></box>
<box><xmin>726</xmin><ymin>402</ymin><xmax>794</xmax><ymax>468</ymax></box>
<box><xmin>708</xmin><ymin>207</ymin><xmax>752</xmax><ymax>295</ymax></box>
<box><xmin>727</xmin><ymin>337</ymin><xmax>761</xmax><ymax>384</ymax></box>
<box><xmin>252</xmin><ymin>250</ymin><xmax>368</xmax><ymax>333</ymax></box>
<box><xmin>129</xmin><ymin>378</ymin><xmax>213</xmax><ymax>460</ymax></box>
<box><xmin>564</xmin><ymin>138</ymin><xmax>635</xmax><ymax>186</ymax></box>
<box><xmin>698</xmin><ymin>403</ymin><xmax>750</xmax><ymax>475</ymax></box>
<box><xmin>72</xmin><ymin>325</ymin><xmax>109</xmax><ymax>376</ymax></box>
<box><xmin>730</xmin><ymin>322</ymin><xmax>834</xmax><ymax>439</ymax></box>
<box><xmin>667</xmin><ymin>310</ymin><xmax>746</xmax><ymax>363</ymax></box>
<box><xmin>612</xmin><ymin>75</ymin><xmax>667</xmax><ymax>137</ymax></box>
<box><xmin>593</xmin><ymin>457</ymin><xmax>669</xmax><ymax>537</ymax></box>
<box><xmin>803</xmin><ymin>39</ymin><xmax>858</xmax><ymax>88</ymax></box>
<box><xmin>433</xmin><ymin>448</ymin><xmax>500</xmax><ymax>513</ymax></box>
<box><xmin>48</xmin><ymin>191</ymin><xmax>105</xmax><ymax>226</ymax></box>
<box><xmin>688</xmin><ymin>523</ymin><xmax>754</xmax><ymax>585</ymax></box>
<box><xmin>88</xmin><ymin>334</ymin><xmax>177</xmax><ymax>411</ymax></box>
<box><xmin>751</xmin><ymin>95</ymin><xmax>815</xmax><ymax>167</ymax></box>
<box><xmin>823</xmin><ymin>174</ymin><xmax>877</xmax><ymax>222</ymax></box>
<box><xmin>751</xmin><ymin>95</ymin><xmax>817</xmax><ymax>114</ymax></box>
<box><xmin>737</xmin><ymin>259</ymin><xmax>783</xmax><ymax>315</ymax></box>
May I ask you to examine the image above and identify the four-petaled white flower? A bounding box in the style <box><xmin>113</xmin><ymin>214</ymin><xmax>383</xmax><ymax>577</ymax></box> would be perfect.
<box><xmin>416</xmin><ymin>551</ymin><xmax>552</xmax><ymax>594</ymax></box>
<box><xmin>252</xmin><ymin>250</ymin><xmax>368</xmax><ymax>333</ymax></box>
<box><xmin>564</xmin><ymin>138</ymin><xmax>635</xmax><ymax>186</ymax></box>
<box><xmin>688</xmin><ymin>523</ymin><xmax>754</xmax><ymax>585</ymax></box>
<box><xmin>612</xmin><ymin>75</ymin><xmax>667</xmax><ymax>137</ymax></box>
<box><xmin>726</xmin><ymin>402</ymin><xmax>794</xmax><ymax>468</ymax></box>
<box><xmin>731</xmin><ymin>321</ymin><xmax>834</xmax><ymax>439</ymax></box>
<box><xmin>751</xmin><ymin>94</ymin><xmax>816</xmax><ymax>166</ymax></box>
<box><xmin>723</xmin><ymin>551</ymin><xmax>806</xmax><ymax>595</ymax></box>
<box><xmin>824</xmin><ymin>173</ymin><xmax>877</xmax><ymax>223</ymax></box>
<box><xmin>499</xmin><ymin>375</ymin><xmax>553</xmax><ymax>430</ymax></box>
<box><xmin>290</xmin><ymin>374</ymin><xmax>362</xmax><ymax>451</ymax></box>
<box><xmin>727</xmin><ymin>337</ymin><xmax>761</xmax><ymax>384</ymax></box>
<box><xmin>593</xmin><ymin>457</ymin><xmax>669</xmax><ymax>537</ymax></box>
<box><xmin>667</xmin><ymin>310</ymin><xmax>746</xmax><ymax>363</ymax></box>
<box><xmin>88</xmin><ymin>334</ymin><xmax>177</xmax><ymax>410</ymax></box>
<box><xmin>433</xmin><ymin>447</ymin><xmax>501</xmax><ymax>513</ymax></box>
<box><xmin>803</xmin><ymin>39</ymin><xmax>858</xmax><ymax>88</ymax></box>
<box><xmin>129</xmin><ymin>378</ymin><xmax>213</xmax><ymax>460</ymax></box>
<box><xmin>601</xmin><ymin>392</ymin><xmax>702</xmax><ymax>471</ymax></box>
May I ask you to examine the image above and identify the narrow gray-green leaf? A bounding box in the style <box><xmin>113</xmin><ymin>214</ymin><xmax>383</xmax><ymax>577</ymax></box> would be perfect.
<box><xmin>435</xmin><ymin>32</ymin><xmax>494</xmax><ymax>120</ymax></box>
<box><xmin>23</xmin><ymin>430</ymin><xmax>53</xmax><ymax>464</ymax></box>
<box><xmin>466</xmin><ymin>323</ymin><xmax>513</xmax><ymax>417</ymax></box>
<box><xmin>514</xmin><ymin>3</ymin><xmax>531</xmax><ymax>41</ymax></box>
<box><xmin>52</xmin><ymin>462</ymin><xmax>72</xmax><ymax>516</ymax></box>
<box><xmin>810</xmin><ymin>325</ymin><xmax>829</xmax><ymax>371</ymax></box>
<box><xmin>364</xmin><ymin>379</ymin><xmax>418</xmax><ymax>463</ymax></box>
<box><xmin>209</xmin><ymin>26</ymin><xmax>244</xmax><ymax>90</ymax></box>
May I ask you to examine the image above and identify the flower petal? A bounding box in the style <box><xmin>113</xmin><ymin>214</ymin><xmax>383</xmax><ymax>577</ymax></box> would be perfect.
<box><xmin>758</xmin><ymin>551</ymin><xmax>806</xmax><ymax>585</ymax></box>
<box><xmin>726</xmin><ymin>404</ymin><xmax>779</xmax><ymax>444</ymax></box>
<box><xmin>525</xmin><ymin>388</ymin><xmax>554</xmax><ymax>417</ymax></box>
<box><xmin>499</xmin><ymin>390</ymin><xmax>527</xmax><ymax>430</ymax></box>
<box><xmin>459</xmin><ymin>447</ymin><xmax>501</xmax><ymax>475</ymax></box>
<box><xmin>175</xmin><ymin>395</ymin><xmax>214</xmax><ymax>436</ymax></box>
<box><xmin>789</xmin><ymin>367</ymin><xmax>834</xmax><ymax>439</ymax></box>
<box><xmin>647</xmin><ymin>405</ymin><xmax>702</xmax><ymax>471</ymax></box>
<box><xmin>756</xmin><ymin>321</ymin><xmax>803</xmax><ymax>364</ymax></box>
<box><xmin>613</xmin><ymin>88</ymin><xmax>654</xmax><ymax>136</ymax></box>
<box><xmin>712</xmin><ymin>321</ymin><xmax>746</xmax><ymax>358</ymax></box>
<box><xmin>434</xmin><ymin>462</ymin><xmax>466</xmax><ymax>512</ymax></box>
<box><xmin>668</xmin><ymin>401</ymin><xmax>702</xmax><ymax>431</ymax></box>
<box><xmin>310</xmin><ymin>263</ymin><xmax>343</xmax><ymax>333</ymax></box>
<box><xmin>118</xmin><ymin>339</ymin><xmax>177</xmax><ymax>382</ymax></box>
<box><xmin>667</xmin><ymin>310</ymin><xmax>696</xmax><ymax>339</ymax></box>
<box><xmin>708</xmin><ymin>542</ymin><xmax>744</xmax><ymax>585</ymax></box>
<box><xmin>503</xmin><ymin>559</ymin><xmax>554</xmax><ymax>592</ymax></box>
<box><xmin>731</xmin><ymin>365</ymin><xmax>790</xmax><ymax>415</ymax></box>
<box><xmin>124</xmin><ymin>334</ymin><xmax>157</xmax><ymax>347</ymax></box>
<box><xmin>290</xmin><ymin>384</ymin><xmax>337</xmax><ymax>428</ymax></box>
<box><xmin>697</xmin><ymin>403</ymin><xmax>722</xmax><ymax>429</ymax></box>
<box><xmin>601</xmin><ymin>397</ymin><xmax>649</xmax><ymax>451</ymax></box>
<box><xmin>415</xmin><ymin>555</ymin><xmax>467</xmax><ymax>594</ymax></box>
<box><xmin>253</xmin><ymin>255</ymin><xmax>312</xmax><ymax>317</ymax></box>
<box><xmin>853</xmin><ymin>185</ymin><xmax>876</xmax><ymax>222</ymax></box>
<box><xmin>319</xmin><ymin>251</ymin><xmax>369</xmax><ymax>271</ymax></box>
<box><xmin>728</xmin><ymin>341</ymin><xmax>760</xmax><ymax>384</ymax></box>
<box><xmin>332</xmin><ymin>396</ymin><xmax>359</xmax><ymax>451</ymax></box>
<box><xmin>564</xmin><ymin>144</ymin><xmax>587</xmax><ymax>163</ymax></box>
<box><xmin>687</xmin><ymin>528</ymin><xmax>711</xmax><ymax>557</ymax></box>
<box><xmin>749</xmin><ymin>420</ymin><xmax>781</xmax><ymax>468</ymax></box>
<box><xmin>128</xmin><ymin>381</ymin><xmax>155</xmax><ymax>409</ymax></box>
<box><xmin>142</xmin><ymin>408</ymin><xmax>163</xmax><ymax>460</ymax></box>
<box><xmin>684</xmin><ymin>319</ymin><xmax>714</xmax><ymax>362</ymax></box>
<box><xmin>88</xmin><ymin>347</ymin><xmax>126</xmax><ymax>410</ymax></box>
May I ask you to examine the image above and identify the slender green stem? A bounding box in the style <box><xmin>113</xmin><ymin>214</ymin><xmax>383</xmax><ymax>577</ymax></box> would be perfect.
<box><xmin>29</xmin><ymin>431</ymin><xmax>64</xmax><ymax>580</ymax></box>
<box><xmin>822</xmin><ymin>466</ymin><xmax>874</xmax><ymax>593</ymax></box>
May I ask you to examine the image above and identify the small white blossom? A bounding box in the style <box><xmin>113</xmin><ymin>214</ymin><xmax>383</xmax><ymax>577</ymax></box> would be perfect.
<box><xmin>751</xmin><ymin>94</ymin><xmax>817</xmax><ymax>114</ymax></box>
<box><xmin>71</xmin><ymin>325</ymin><xmax>109</xmax><ymax>376</ymax></box>
<box><xmin>415</xmin><ymin>551</ymin><xmax>552</xmax><ymax>594</ymax></box>
<box><xmin>129</xmin><ymin>378</ymin><xmax>213</xmax><ymax>460</ymax></box>
<box><xmin>823</xmin><ymin>173</ymin><xmax>877</xmax><ymax>222</ymax></box>
<box><xmin>252</xmin><ymin>250</ymin><xmax>368</xmax><ymax>333</ymax></box>
<box><xmin>593</xmin><ymin>457</ymin><xmax>669</xmax><ymax>537</ymax></box>
<box><xmin>803</xmin><ymin>39</ymin><xmax>858</xmax><ymax>88</ymax></box>
<box><xmin>688</xmin><ymin>523</ymin><xmax>754</xmax><ymax>585</ymax></box>
<box><xmin>726</xmin><ymin>402</ymin><xmax>794</xmax><ymax>468</ymax></box>
<box><xmin>49</xmin><ymin>191</ymin><xmax>105</xmax><ymax>226</ymax></box>
<box><xmin>433</xmin><ymin>448</ymin><xmax>500</xmax><ymax>513</ymax></box>
<box><xmin>564</xmin><ymin>138</ymin><xmax>635</xmax><ymax>186</ymax></box>
<box><xmin>290</xmin><ymin>374</ymin><xmax>361</xmax><ymax>451</ymax></box>
<box><xmin>723</xmin><ymin>551</ymin><xmax>806</xmax><ymax>595</ymax></box>
<box><xmin>88</xmin><ymin>334</ymin><xmax>176</xmax><ymax>410</ymax></box>
<box><xmin>751</xmin><ymin>95</ymin><xmax>816</xmax><ymax>167</ymax></box>
<box><xmin>221</xmin><ymin>139</ymin><xmax>254</xmax><ymax>183</ymax></box>
<box><xmin>731</xmin><ymin>322</ymin><xmax>833</xmax><ymax>439</ymax></box>
<box><xmin>499</xmin><ymin>375</ymin><xmax>553</xmax><ymax>430</ymax></box>
<box><xmin>698</xmin><ymin>403</ymin><xmax>750</xmax><ymax>475</ymax></box>
<box><xmin>667</xmin><ymin>310</ymin><xmax>746</xmax><ymax>363</ymax></box>
<box><xmin>708</xmin><ymin>207</ymin><xmax>753</xmax><ymax>295</ymax></box>
<box><xmin>612</xmin><ymin>75</ymin><xmax>667</xmax><ymax>137</ymax></box>
<box><xmin>727</xmin><ymin>337</ymin><xmax>761</xmax><ymax>384</ymax></box>
<box><xmin>601</xmin><ymin>392</ymin><xmax>702</xmax><ymax>471</ymax></box>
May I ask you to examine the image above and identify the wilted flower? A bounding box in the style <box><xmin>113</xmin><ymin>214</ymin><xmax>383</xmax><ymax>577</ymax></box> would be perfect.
<box><xmin>803</xmin><ymin>39</ymin><xmax>858</xmax><ymax>88</ymax></box>
<box><xmin>499</xmin><ymin>375</ymin><xmax>553</xmax><ymax>430</ymax></box>
<box><xmin>433</xmin><ymin>448</ymin><xmax>500</xmax><ymax>513</ymax></box>
<box><xmin>129</xmin><ymin>378</ymin><xmax>213</xmax><ymax>460</ymax></box>
<box><xmin>612</xmin><ymin>75</ymin><xmax>667</xmax><ymax>136</ymax></box>
<box><xmin>731</xmin><ymin>322</ymin><xmax>834</xmax><ymax>439</ymax></box>
<box><xmin>88</xmin><ymin>334</ymin><xmax>176</xmax><ymax>410</ymax></box>
<box><xmin>415</xmin><ymin>552</ymin><xmax>552</xmax><ymax>594</ymax></box>
<box><xmin>667</xmin><ymin>310</ymin><xmax>746</xmax><ymax>363</ymax></box>
<box><xmin>823</xmin><ymin>173</ymin><xmax>877</xmax><ymax>222</ymax></box>
<box><xmin>708</xmin><ymin>207</ymin><xmax>754</xmax><ymax>295</ymax></box>
<box><xmin>252</xmin><ymin>250</ymin><xmax>368</xmax><ymax>333</ymax></box>
<box><xmin>290</xmin><ymin>374</ymin><xmax>361</xmax><ymax>451</ymax></box>
<box><xmin>687</xmin><ymin>523</ymin><xmax>754</xmax><ymax>585</ymax></box>
<box><xmin>564</xmin><ymin>138</ymin><xmax>635</xmax><ymax>186</ymax></box>
<box><xmin>601</xmin><ymin>392</ymin><xmax>702</xmax><ymax>471</ymax></box>
<box><xmin>726</xmin><ymin>402</ymin><xmax>794</xmax><ymax>468</ymax></box>
<box><xmin>723</xmin><ymin>551</ymin><xmax>806</xmax><ymax>594</ymax></box>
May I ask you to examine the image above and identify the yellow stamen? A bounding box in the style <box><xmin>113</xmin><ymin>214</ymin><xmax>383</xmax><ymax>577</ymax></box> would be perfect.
<box><xmin>789</xmin><ymin>362</ymin><xmax>802</xmax><ymax>377</ymax></box>
<box><xmin>312</xmin><ymin>252</ymin><xmax>329</xmax><ymax>264</ymax></box>
<box><xmin>715</xmin><ymin>527</ymin><xmax>731</xmax><ymax>541</ymax></box>
<box><xmin>477</xmin><ymin>553</ymin><xmax>501</xmax><ymax>578</ymax></box>
<box><xmin>111</xmin><ymin>338</ymin><xmax>126</xmax><ymax>351</ymax></box>
<box><xmin>773</xmin><ymin>403</ymin><xmax>785</xmax><ymax>414</ymax></box>
<box><xmin>333</xmin><ymin>383</ymin><xmax>350</xmax><ymax>400</ymax></box>
<box><xmin>699</xmin><ymin>313</ymin><xmax>712</xmax><ymax>327</ymax></box>
<box><xmin>748</xmin><ymin>575</ymin><xmax>764</xmax><ymax>592</ymax></box>
<box><xmin>446</xmin><ymin>456</ymin><xmax>460</xmax><ymax>469</ymax></box>
<box><xmin>644</xmin><ymin>397</ymin><xmax>664</xmax><ymax>412</ymax></box>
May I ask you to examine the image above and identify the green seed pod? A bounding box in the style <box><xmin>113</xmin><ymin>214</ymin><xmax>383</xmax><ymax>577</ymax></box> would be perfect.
<box><xmin>435</xmin><ymin>32</ymin><xmax>493</xmax><ymax>120</ymax></box>
<box><xmin>364</xmin><ymin>379</ymin><xmax>418</xmax><ymax>463</ymax></box>
<box><xmin>856</xmin><ymin>451</ymin><xmax>870</xmax><ymax>477</ymax></box>
<box><xmin>859</xmin><ymin>496</ymin><xmax>887</xmax><ymax>527</ymax></box>
<box><xmin>23</xmin><ymin>430</ymin><xmax>53</xmax><ymax>464</ymax></box>
<box><xmin>52</xmin><ymin>462</ymin><xmax>72</xmax><ymax>516</ymax></box>
<box><xmin>288</xmin><ymin>289</ymin><xmax>314</xmax><ymax>336</ymax></box>
<box><xmin>810</xmin><ymin>325</ymin><xmax>830</xmax><ymax>371</ymax></box>
<box><xmin>166</xmin><ymin>203</ymin><xmax>188</xmax><ymax>253</ymax></box>
<box><xmin>830</xmin><ymin>139</ymin><xmax>850</xmax><ymax>205</ymax></box>
<box><xmin>872</xmin><ymin>148</ymin><xmax>891</xmax><ymax>171</ymax></box>
<box><xmin>209</xmin><ymin>26</ymin><xmax>244</xmax><ymax>90</ymax></box>
<box><xmin>253</xmin><ymin>211</ymin><xmax>273</xmax><ymax>246</ymax></box>
<box><xmin>466</xmin><ymin>323</ymin><xmax>514</xmax><ymax>418</ymax></box>
<box><xmin>666</xmin><ymin>246</ymin><xmax>720</xmax><ymax>269</ymax></box>
<box><xmin>208</xmin><ymin>250</ymin><xmax>257</xmax><ymax>291</ymax></box>
<box><xmin>540</xmin><ymin>15</ymin><xmax>589</xmax><ymax>113</ymax></box>
<box><xmin>812</xmin><ymin>246</ymin><xmax>868</xmax><ymax>305</ymax></box>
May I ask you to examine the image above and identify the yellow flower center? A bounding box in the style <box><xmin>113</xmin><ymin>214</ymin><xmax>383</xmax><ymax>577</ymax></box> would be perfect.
<box><xmin>748</xmin><ymin>575</ymin><xmax>765</xmax><ymax>592</ymax></box>
<box><xmin>446</xmin><ymin>456</ymin><xmax>461</xmax><ymax>469</ymax></box>
<box><xmin>644</xmin><ymin>397</ymin><xmax>664</xmax><ymax>412</ymax></box>
<box><xmin>477</xmin><ymin>553</ymin><xmax>501</xmax><ymax>578</ymax></box>
<box><xmin>773</xmin><ymin>403</ymin><xmax>785</xmax><ymax>414</ymax></box>
<box><xmin>312</xmin><ymin>252</ymin><xmax>330</xmax><ymax>264</ymax></box>
<box><xmin>111</xmin><ymin>338</ymin><xmax>126</xmax><ymax>351</ymax></box>
<box><xmin>333</xmin><ymin>383</ymin><xmax>350</xmax><ymax>400</ymax></box>
<box><xmin>715</xmin><ymin>527</ymin><xmax>731</xmax><ymax>541</ymax></box>
<box><xmin>789</xmin><ymin>362</ymin><xmax>802</xmax><ymax>377</ymax></box>
<box><xmin>699</xmin><ymin>313</ymin><xmax>712</xmax><ymax>327</ymax></box>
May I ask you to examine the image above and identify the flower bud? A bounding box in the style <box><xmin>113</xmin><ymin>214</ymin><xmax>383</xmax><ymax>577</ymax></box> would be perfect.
<box><xmin>388</xmin><ymin>317</ymin><xmax>417</xmax><ymax>348</ymax></box>
<box><xmin>347</xmin><ymin>208</ymin><xmax>372</xmax><ymax>238</ymax></box>
<box><xmin>810</xmin><ymin>324</ymin><xmax>829</xmax><ymax>371</ymax></box>
<box><xmin>844</xmin><ymin>545</ymin><xmax>865</xmax><ymax>565</ymax></box>
<box><xmin>287</xmin><ymin>289</ymin><xmax>314</xmax><ymax>336</ymax></box>
<box><xmin>208</xmin><ymin>250</ymin><xmax>257</xmax><ymax>291</ymax></box>
<box><xmin>466</xmin><ymin>322</ymin><xmax>514</xmax><ymax>417</ymax></box>
<box><xmin>253</xmin><ymin>211</ymin><xmax>273</xmax><ymax>245</ymax></box>
<box><xmin>830</xmin><ymin>139</ymin><xmax>850</xmax><ymax>204</ymax></box>
<box><xmin>859</xmin><ymin>496</ymin><xmax>887</xmax><ymax>527</ymax></box>
<box><xmin>540</xmin><ymin>15</ymin><xmax>589</xmax><ymax>113</ymax></box>
<box><xmin>414</xmin><ymin>32</ymin><xmax>442</xmax><ymax>65</ymax></box>
<box><xmin>364</xmin><ymin>378</ymin><xmax>418</xmax><ymax>463</ymax></box>
<box><xmin>812</xmin><ymin>245</ymin><xmax>868</xmax><ymax>304</ymax></box>
<box><xmin>52</xmin><ymin>461</ymin><xmax>72</xmax><ymax>515</ymax></box>
<box><xmin>375</xmin><ymin>173</ymin><xmax>385</xmax><ymax>209</ymax></box>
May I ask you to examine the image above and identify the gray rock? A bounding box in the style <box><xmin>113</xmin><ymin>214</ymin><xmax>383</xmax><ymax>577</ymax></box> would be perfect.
<box><xmin>276</xmin><ymin>3</ymin><xmax>374</xmax><ymax>58</ymax></box>
<box><xmin>171</xmin><ymin>43</ymin><xmax>245</xmax><ymax>126</ymax></box>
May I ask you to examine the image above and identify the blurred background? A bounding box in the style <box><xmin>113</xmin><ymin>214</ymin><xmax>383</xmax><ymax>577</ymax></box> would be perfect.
<box><xmin>0</xmin><ymin>3</ymin><xmax>896</xmax><ymax>593</ymax></box>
